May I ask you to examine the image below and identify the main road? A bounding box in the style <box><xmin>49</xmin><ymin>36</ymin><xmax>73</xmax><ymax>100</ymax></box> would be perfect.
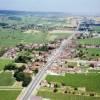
<box><xmin>17</xmin><ymin>22</ymin><xmax>81</xmax><ymax>100</ymax></box>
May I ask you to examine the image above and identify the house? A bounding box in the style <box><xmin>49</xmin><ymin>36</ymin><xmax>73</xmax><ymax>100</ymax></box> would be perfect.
<box><xmin>30</xmin><ymin>96</ymin><xmax>42</xmax><ymax>100</ymax></box>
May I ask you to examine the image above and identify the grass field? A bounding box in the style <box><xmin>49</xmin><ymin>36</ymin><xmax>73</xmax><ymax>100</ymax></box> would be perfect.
<box><xmin>0</xmin><ymin>72</ymin><xmax>15</xmax><ymax>86</ymax></box>
<box><xmin>0</xmin><ymin>90</ymin><xmax>20</xmax><ymax>100</ymax></box>
<box><xmin>37</xmin><ymin>91</ymin><xmax>100</xmax><ymax>100</ymax></box>
<box><xmin>77</xmin><ymin>38</ymin><xmax>100</xmax><ymax>45</ymax></box>
<box><xmin>78</xmin><ymin>48</ymin><xmax>100</xmax><ymax>59</ymax></box>
<box><xmin>88</xmin><ymin>70</ymin><xmax>100</xmax><ymax>73</ymax></box>
<box><xmin>46</xmin><ymin>73</ymin><xmax>100</xmax><ymax>93</ymax></box>
<box><xmin>93</xmin><ymin>26</ymin><xmax>100</xmax><ymax>32</ymax></box>
<box><xmin>0</xmin><ymin>59</ymin><xmax>13</xmax><ymax>71</ymax></box>
<box><xmin>0</xmin><ymin>29</ymin><xmax>71</xmax><ymax>47</ymax></box>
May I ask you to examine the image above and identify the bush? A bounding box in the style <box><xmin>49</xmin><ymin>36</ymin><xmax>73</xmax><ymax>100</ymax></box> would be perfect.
<box><xmin>4</xmin><ymin>63</ymin><xmax>17</xmax><ymax>71</ymax></box>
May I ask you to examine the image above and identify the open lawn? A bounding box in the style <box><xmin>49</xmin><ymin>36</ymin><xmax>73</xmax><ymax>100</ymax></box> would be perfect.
<box><xmin>0</xmin><ymin>90</ymin><xmax>20</xmax><ymax>100</ymax></box>
<box><xmin>37</xmin><ymin>91</ymin><xmax>100</xmax><ymax>100</ymax></box>
<box><xmin>77</xmin><ymin>38</ymin><xmax>100</xmax><ymax>45</ymax></box>
<box><xmin>0</xmin><ymin>59</ymin><xmax>13</xmax><ymax>71</ymax></box>
<box><xmin>0</xmin><ymin>72</ymin><xmax>15</xmax><ymax>86</ymax></box>
<box><xmin>46</xmin><ymin>73</ymin><xmax>100</xmax><ymax>93</ymax></box>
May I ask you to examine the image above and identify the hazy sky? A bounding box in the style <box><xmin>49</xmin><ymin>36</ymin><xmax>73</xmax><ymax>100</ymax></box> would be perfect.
<box><xmin>0</xmin><ymin>0</ymin><xmax>100</xmax><ymax>14</ymax></box>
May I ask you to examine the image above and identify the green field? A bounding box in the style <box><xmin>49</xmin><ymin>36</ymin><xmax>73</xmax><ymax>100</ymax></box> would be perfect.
<box><xmin>0</xmin><ymin>59</ymin><xmax>13</xmax><ymax>71</ymax></box>
<box><xmin>77</xmin><ymin>38</ymin><xmax>100</xmax><ymax>45</ymax></box>
<box><xmin>37</xmin><ymin>91</ymin><xmax>100</xmax><ymax>100</ymax></box>
<box><xmin>93</xmin><ymin>26</ymin><xmax>100</xmax><ymax>32</ymax></box>
<box><xmin>46</xmin><ymin>73</ymin><xmax>100</xmax><ymax>93</ymax></box>
<box><xmin>0</xmin><ymin>29</ymin><xmax>71</xmax><ymax>47</ymax></box>
<box><xmin>78</xmin><ymin>48</ymin><xmax>100</xmax><ymax>59</ymax></box>
<box><xmin>0</xmin><ymin>90</ymin><xmax>20</xmax><ymax>100</ymax></box>
<box><xmin>88</xmin><ymin>70</ymin><xmax>100</xmax><ymax>73</ymax></box>
<box><xmin>0</xmin><ymin>72</ymin><xmax>15</xmax><ymax>86</ymax></box>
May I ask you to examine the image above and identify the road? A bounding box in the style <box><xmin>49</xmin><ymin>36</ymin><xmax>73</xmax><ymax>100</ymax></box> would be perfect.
<box><xmin>17</xmin><ymin>23</ymin><xmax>81</xmax><ymax>100</ymax></box>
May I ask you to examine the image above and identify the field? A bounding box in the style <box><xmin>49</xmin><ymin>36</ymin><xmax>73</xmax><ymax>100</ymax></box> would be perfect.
<box><xmin>77</xmin><ymin>38</ymin><xmax>100</xmax><ymax>45</ymax></box>
<box><xmin>0</xmin><ymin>72</ymin><xmax>15</xmax><ymax>86</ymax></box>
<box><xmin>0</xmin><ymin>90</ymin><xmax>20</xmax><ymax>100</ymax></box>
<box><xmin>88</xmin><ymin>70</ymin><xmax>100</xmax><ymax>73</ymax></box>
<box><xmin>78</xmin><ymin>48</ymin><xmax>100</xmax><ymax>59</ymax></box>
<box><xmin>93</xmin><ymin>26</ymin><xmax>100</xmax><ymax>32</ymax></box>
<box><xmin>0</xmin><ymin>29</ymin><xmax>71</xmax><ymax>47</ymax></box>
<box><xmin>0</xmin><ymin>59</ymin><xmax>13</xmax><ymax>71</ymax></box>
<box><xmin>46</xmin><ymin>73</ymin><xmax>100</xmax><ymax>93</ymax></box>
<box><xmin>37</xmin><ymin>91</ymin><xmax>100</xmax><ymax>100</ymax></box>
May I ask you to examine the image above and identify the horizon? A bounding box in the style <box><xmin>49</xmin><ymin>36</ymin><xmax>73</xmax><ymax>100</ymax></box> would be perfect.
<box><xmin>0</xmin><ymin>9</ymin><xmax>100</xmax><ymax>16</ymax></box>
<box><xmin>0</xmin><ymin>0</ymin><xmax>100</xmax><ymax>15</ymax></box>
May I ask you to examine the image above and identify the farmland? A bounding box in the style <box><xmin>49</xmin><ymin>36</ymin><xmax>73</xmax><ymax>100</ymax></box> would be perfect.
<box><xmin>0</xmin><ymin>72</ymin><xmax>15</xmax><ymax>86</ymax></box>
<box><xmin>46</xmin><ymin>73</ymin><xmax>100</xmax><ymax>93</ymax></box>
<box><xmin>93</xmin><ymin>26</ymin><xmax>100</xmax><ymax>32</ymax></box>
<box><xmin>0</xmin><ymin>11</ymin><xmax>100</xmax><ymax>100</ymax></box>
<box><xmin>37</xmin><ymin>91</ymin><xmax>100</xmax><ymax>100</ymax></box>
<box><xmin>0</xmin><ymin>58</ymin><xmax>13</xmax><ymax>70</ymax></box>
<box><xmin>77</xmin><ymin>38</ymin><xmax>100</xmax><ymax>45</ymax></box>
<box><xmin>0</xmin><ymin>90</ymin><xmax>20</xmax><ymax>100</ymax></box>
<box><xmin>77</xmin><ymin>48</ymin><xmax>100</xmax><ymax>59</ymax></box>
<box><xmin>0</xmin><ymin>28</ymin><xmax>71</xmax><ymax>47</ymax></box>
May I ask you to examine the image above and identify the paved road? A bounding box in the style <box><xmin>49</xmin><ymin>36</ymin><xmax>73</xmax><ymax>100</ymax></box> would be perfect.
<box><xmin>18</xmin><ymin>23</ymin><xmax>81</xmax><ymax>100</ymax></box>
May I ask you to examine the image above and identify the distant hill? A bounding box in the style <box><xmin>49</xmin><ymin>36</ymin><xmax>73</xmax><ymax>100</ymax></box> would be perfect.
<box><xmin>0</xmin><ymin>10</ymin><xmax>70</xmax><ymax>17</ymax></box>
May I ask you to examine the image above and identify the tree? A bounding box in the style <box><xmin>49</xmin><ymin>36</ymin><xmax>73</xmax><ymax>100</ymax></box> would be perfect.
<box><xmin>90</xmin><ymin>93</ymin><xmax>95</xmax><ymax>96</ymax></box>
<box><xmin>64</xmin><ymin>90</ymin><xmax>67</xmax><ymax>93</ymax></box>
<box><xmin>34</xmin><ymin>68</ymin><xmax>39</xmax><ymax>74</ymax></box>
<box><xmin>14</xmin><ymin>71</ymin><xmax>32</xmax><ymax>87</ymax></box>
<box><xmin>16</xmin><ymin>43</ymin><xmax>24</xmax><ymax>51</ymax></box>
<box><xmin>14</xmin><ymin>71</ymin><xmax>25</xmax><ymax>81</ymax></box>
<box><xmin>89</xmin><ymin>63</ymin><xmax>94</xmax><ymax>68</ymax></box>
<box><xmin>4</xmin><ymin>63</ymin><xmax>17</xmax><ymax>71</ymax></box>
<box><xmin>15</xmin><ymin>55</ymin><xmax>32</xmax><ymax>63</ymax></box>
<box><xmin>61</xmin><ymin>82</ymin><xmax>66</xmax><ymax>86</ymax></box>
<box><xmin>0</xmin><ymin>48</ymin><xmax>7</xmax><ymax>57</ymax></box>
<box><xmin>54</xmin><ymin>83</ymin><xmax>59</xmax><ymax>88</ymax></box>
<box><xmin>68</xmin><ymin>65</ymin><xmax>74</xmax><ymax>68</ymax></box>
<box><xmin>18</xmin><ymin>65</ymin><xmax>26</xmax><ymax>72</ymax></box>
<box><xmin>96</xmin><ymin>54</ymin><xmax>99</xmax><ymax>56</ymax></box>
<box><xmin>22</xmin><ymin>74</ymin><xmax>32</xmax><ymax>87</ymax></box>
<box><xmin>74</xmin><ymin>87</ymin><xmax>78</xmax><ymax>91</ymax></box>
<box><xmin>53</xmin><ymin>88</ymin><xmax>58</xmax><ymax>93</ymax></box>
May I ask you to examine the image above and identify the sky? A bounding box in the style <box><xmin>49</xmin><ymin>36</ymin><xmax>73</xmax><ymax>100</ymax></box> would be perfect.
<box><xmin>0</xmin><ymin>0</ymin><xmax>100</xmax><ymax>15</ymax></box>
